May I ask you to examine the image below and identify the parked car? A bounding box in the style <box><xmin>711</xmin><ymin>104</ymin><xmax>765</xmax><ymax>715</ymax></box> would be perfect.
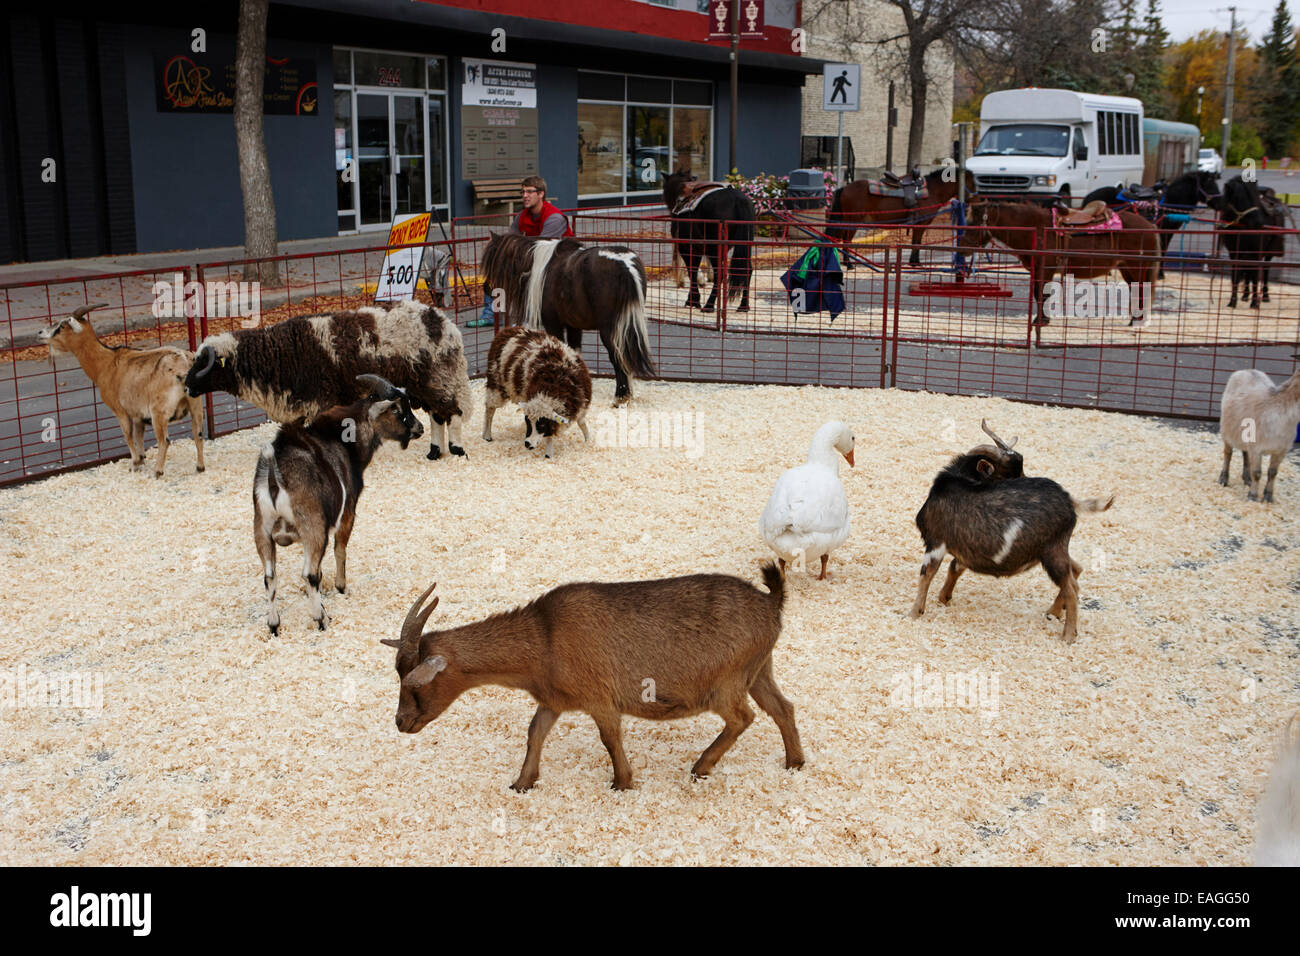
<box><xmin>1199</xmin><ymin>148</ymin><xmax>1225</xmax><ymax>175</ymax></box>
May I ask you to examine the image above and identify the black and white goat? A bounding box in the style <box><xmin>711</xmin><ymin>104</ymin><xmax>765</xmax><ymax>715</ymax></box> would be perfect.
<box><xmin>482</xmin><ymin>326</ymin><xmax>592</xmax><ymax>458</ymax></box>
<box><xmin>254</xmin><ymin>375</ymin><xmax>423</xmax><ymax>635</ymax></box>
<box><xmin>185</xmin><ymin>300</ymin><xmax>471</xmax><ymax>461</ymax></box>
<box><xmin>909</xmin><ymin>421</ymin><xmax>1113</xmax><ymax>644</ymax></box>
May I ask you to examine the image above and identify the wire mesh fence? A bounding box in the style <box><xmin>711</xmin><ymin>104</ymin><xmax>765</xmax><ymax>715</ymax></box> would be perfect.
<box><xmin>3</xmin><ymin>208</ymin><xmax>1297</xmax><ymax>487</ymax></box>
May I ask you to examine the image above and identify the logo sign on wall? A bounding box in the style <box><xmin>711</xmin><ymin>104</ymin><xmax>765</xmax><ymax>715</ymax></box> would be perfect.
<box><xmin>461</xmin><ymin>58</ymin><xmax>537</xmax><ymax>108</ymax></box>
<box><xmin>707</xmin><ymin>0</ymin><xmax>765</xmax><ymax>40</ymax></box>
<box><xmin>822</xmin><ymin>63</ymin><xmax>861</xmax><ymax>112</ymax></box>
<box><xmin>375</xmin><ymin>212</ymin><xmax>432</xmax><ymax>303</ymax></box>
<box><xmin>155</xmin><ymin>47</ymin><xmax>317</xmax><ymax>114</ymax></box>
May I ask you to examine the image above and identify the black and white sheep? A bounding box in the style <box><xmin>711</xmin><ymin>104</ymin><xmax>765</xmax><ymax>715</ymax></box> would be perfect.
<box><xmin>184</xmin><ymin>300</ymin><xmax>472</xmax><ymax>460</ymax></box>
<box><xmin>482</xmin><ymin>326</ymin><xmax>592</xmax><ymax>458</ymax></box>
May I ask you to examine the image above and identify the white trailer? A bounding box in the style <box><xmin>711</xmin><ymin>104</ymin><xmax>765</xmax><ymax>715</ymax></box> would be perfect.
<box><xmin>966</xmin><ymin>88</ymin><xmax>1145</xmax><ymax>202</ymax></box>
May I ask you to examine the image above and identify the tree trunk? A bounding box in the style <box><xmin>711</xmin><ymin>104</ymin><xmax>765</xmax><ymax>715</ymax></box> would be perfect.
<box><xmin>906</xmin><ymin>54</ymin><xmax>929</xmax><ymax>170</ymax></box>
<box><xmin>235</xmin><ymin>0</ymin><xmax>280</xmax><ymax>284</ymax></box>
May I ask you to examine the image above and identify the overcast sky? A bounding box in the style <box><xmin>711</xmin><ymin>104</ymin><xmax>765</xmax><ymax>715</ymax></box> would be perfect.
<box><xmin>1161</xmin><ymin>0</ymin><xmax>1284</xmax><ymax>44</ymax></box>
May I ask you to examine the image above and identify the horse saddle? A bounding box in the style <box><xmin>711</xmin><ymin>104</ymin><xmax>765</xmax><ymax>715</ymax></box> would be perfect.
<box><xmin>1057</xmin><ymin>200</ymin><xmax>1120</xmax><ymax>230</ymax></box>
<box><xmin>868</xmin><ymin>167</ymin><xmax>928</xmax><ymax>207</ymax></box>
<box><xmin>672</xmin><ymin>181</ymin><xmax>727</xmax><ymax>215</ymax></box>
<box><xmin>1117</xmin><ymin>183</ymin><xmax>1161</xmax><ymax>202</ymax></box>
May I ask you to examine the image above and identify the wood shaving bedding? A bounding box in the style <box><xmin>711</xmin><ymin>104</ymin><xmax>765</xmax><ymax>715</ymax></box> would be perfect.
<box><xmin>0</xmin><ymin>381</ymin><xmax>1296</xmax><ymax>865</ymax></box>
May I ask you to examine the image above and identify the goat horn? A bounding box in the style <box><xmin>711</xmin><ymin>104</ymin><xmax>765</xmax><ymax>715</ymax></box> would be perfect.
<box><xmin>980</xmin><ymin>418</ymin><xmax>1017</xmax><ymax>453</ymax></box>
<box><xmin>355</xmin><ymin>373</ymin><xmax>399</xmax><ymax>400</ymax></box>
<box><xmin>400</xmin><ymin>582</ymin><xmax>439</xmax><ymax>648</ymax></box>
<box><xmin>71</xmin><ymin>302</ymin><xmax>109</xmax><ymax>320</ymax></box>
<box><xmin>192</xmin><ymin>347</ymin><xmax>216</xmax><ymax>379</ymax></box>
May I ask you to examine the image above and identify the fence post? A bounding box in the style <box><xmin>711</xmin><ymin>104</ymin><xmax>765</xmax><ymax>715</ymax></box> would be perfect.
<box><xmin>194</xmin><ymin>262</ymin><xmax>216</xmax><ymax>438</ymax></box>
<box><xmin>879</xmin><ymin>244</ymin><xmax>891</xmax><ymax>388</ymax></box>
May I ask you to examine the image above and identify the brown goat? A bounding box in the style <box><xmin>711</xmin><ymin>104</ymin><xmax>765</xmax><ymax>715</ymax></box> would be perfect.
<box><xmin>382</xmin><ymin>564</ymin><xmax>804</xmax><ymax>791</ymax></box>
<box><xmin>38</xmin><ymin>303</ymin><xmax>204</xmax><ymax>477</ymax></box>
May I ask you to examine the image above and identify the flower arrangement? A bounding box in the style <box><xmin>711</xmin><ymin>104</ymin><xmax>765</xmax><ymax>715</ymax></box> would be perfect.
<box><xmin>724</xmin><ymin>171</ymin><xmax>791</xmax><ymax>217</ymax></box>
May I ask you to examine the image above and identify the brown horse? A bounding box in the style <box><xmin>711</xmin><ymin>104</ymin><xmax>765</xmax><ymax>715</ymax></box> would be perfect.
<box><xmin>826</xmin><ymin>169</ymin><xmax>977</xmax><ymax>267</ymax></box>
<box><xmin>957</xmin><ymin>202</ymin><xmax>1160</xmax><ymax>326</ymax></box>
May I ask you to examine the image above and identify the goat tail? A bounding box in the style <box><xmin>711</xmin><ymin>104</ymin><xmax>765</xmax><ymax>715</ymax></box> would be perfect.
<box><xmin>523</xmin><ymin>239</ymin><xmax>561</xmax><ymax>329</ymax></box>
<box><xmin>760</xmin><ymin>561</ymin><xmax>786</xmax><ymax>609</ymax></box>
<box><xmin>1072</xmin><ymin>495</ymin><xmax>1115</xmax><ymax>514</ymax></box>
<box><xmin>610</xmin><ymin>259</ymin><xmax>657</xmax><ymax>379</ymax></box>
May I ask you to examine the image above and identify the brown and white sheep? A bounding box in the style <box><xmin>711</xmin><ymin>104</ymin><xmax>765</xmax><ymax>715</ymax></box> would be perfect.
<box><xmin>482</xmin><ymin>326</ymin><xmax>592</xmax><ymax>458</ymax></box>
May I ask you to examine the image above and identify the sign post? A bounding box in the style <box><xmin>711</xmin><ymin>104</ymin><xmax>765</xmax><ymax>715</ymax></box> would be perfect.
<box><xmin>822</xmin><ymin>63</ymin><xmax>860</xmax><ymax>186</ymax></box>
<box><xmin>375</xmin><ymin>211</ymin><xmax>432</xmax><ymax>303</ymax></box>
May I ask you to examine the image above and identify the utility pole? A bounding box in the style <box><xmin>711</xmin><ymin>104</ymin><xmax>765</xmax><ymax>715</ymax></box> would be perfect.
<box><xmin>1222</xmin><ymin>6</ymin><xmax>1237</xmax><ymax>163</ymax></box>
<box><xmin>885</xmin><ymin>81</ymin><xmax>896</xmax><ymax>173</ymax></box>
<box><xmin>729</xmin><ymin>0</ymin><xmax>739</xmax><ymax>174</ymax></box>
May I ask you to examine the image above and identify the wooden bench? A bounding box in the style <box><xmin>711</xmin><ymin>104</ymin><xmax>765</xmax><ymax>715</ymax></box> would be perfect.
<box><xmin>471</xmin><ymin>178</ymin><xmax>524</xmax><ymax>217</ymax></box>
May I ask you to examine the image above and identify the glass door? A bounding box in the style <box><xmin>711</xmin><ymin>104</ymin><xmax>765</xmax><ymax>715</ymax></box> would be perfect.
<box><xmin>392</xmin><ymin>94</ymin><xmax>426</xmax><ymax>217</ymax></box>
<box><xmin>357</xmin><ymin>92</ymin><xmax>393</xmax><ymax>228</ymax></box>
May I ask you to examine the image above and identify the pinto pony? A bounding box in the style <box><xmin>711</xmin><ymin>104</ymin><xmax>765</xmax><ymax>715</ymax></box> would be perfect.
<box><xmin>480</xmin><ymin>233</ymin><xmax>655</xmax><ymax>404</ymax></box>
<box><xmin>958</xmin><ymin>201</ymin><xmax>1160</xmax><ymax>326</ymax></box>
<box><xmin>826</xmin><ymin>169</ymin><xmax>977</xmax><ymax>267</ymax></box>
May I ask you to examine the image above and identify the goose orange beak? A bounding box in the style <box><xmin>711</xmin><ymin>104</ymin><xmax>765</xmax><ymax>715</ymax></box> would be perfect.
<box><xmin>845</xmin><ymin>449</ymin><xmax>855</xmax><ymax>467</ymax></box>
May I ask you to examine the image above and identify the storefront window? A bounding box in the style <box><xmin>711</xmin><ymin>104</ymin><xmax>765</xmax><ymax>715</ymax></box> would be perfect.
<box><xmin>578</xmin><ymin>103</ymin><xmax>624</xmax><ymax>196</ymax></box>
<box><xmin>628</xmin><ymin>106</ymin><xmax>669</xmax><ymax>193</ymax></box>
<box><xmin>672</xmin><ymin>107</ymin><xmax>709</xmax><ymax>177</ymax></box>
<box><xmin>578</xmin><ymin>71</ymin><xmax>712</xmax><ymax>203</ymax></box>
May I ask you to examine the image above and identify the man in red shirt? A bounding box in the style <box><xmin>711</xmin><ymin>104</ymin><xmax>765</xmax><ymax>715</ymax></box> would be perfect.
<box><xmin>512</xmin><ymin>175</ymin><xmax>574</xmax><ymax>238</ymax></box>
<box><xmin>470</xmin><ymin>175</ymin><xmax>574</xmax><ymax>325</ymax></box>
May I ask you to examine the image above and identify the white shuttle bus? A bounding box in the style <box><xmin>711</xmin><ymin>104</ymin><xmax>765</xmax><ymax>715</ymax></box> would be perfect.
<box><xmin>966</xmin><ymin>88</ymin><xmax>1144</xmax><ymax>202</ymax></box>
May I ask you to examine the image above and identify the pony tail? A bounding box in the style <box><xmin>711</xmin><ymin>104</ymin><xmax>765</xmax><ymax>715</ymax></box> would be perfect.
<box><xmin>523</xmin><ymin>240</ymin><xmax>561</xmax><ymax>328</ymax></box>
<box><xmin>726</xmin><ymin>220</ymin><xmax>754</xmax><ymax>305</ymax></box>
<box><xmin>610</xmin><ymin>258</ymin><xmax>656</xmax><ymax>379</ymax></box>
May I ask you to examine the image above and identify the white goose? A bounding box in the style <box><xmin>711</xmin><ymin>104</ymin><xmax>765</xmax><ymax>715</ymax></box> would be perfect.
<box><xmin>759</xmin><ymin>421</ymin><xmax>855</xmax><ymax>580</ymax></box>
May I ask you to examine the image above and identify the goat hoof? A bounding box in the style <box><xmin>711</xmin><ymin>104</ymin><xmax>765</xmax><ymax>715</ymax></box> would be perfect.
<box><xmin>1263</xmin><ymin>492</ymin><xmax>1274</xmax><ymax>503</ymax></box>
<box><xmin>268</xmin><ymin>623</ymin><xmax>279</xmax><ymax>637</ymax></box>
<box><xmin>509</xmin><ymin>779</ymin><xmax>535</xmax><ymax>793</ymax></box>
<box><xmin>482</xmin><ymin>435</ymin><xmax>492</xmax><ymax>442</ymax></box>
<box><xmin>196</xmin><ymin>465</ymin><xmax>205</xmax><ymax>473</ymax></box>
<box><xmin>449</xmin><ymin>445</ymin><xmax>466</xmax><ymax>457</ymax></box>
<box><xmin>426</xmin><ymin>445</ymin><xmax>442</xmax><ymax>461</ymax></box>
<box><xmin>1218</xmin><ymin>473</ymin><xmax>1229</xmax><ymax>486</ymax></box>
<box><xmin>153</xmin><ymin>471</ymin><xmax>163</xmax><ymax>479</ymax></box>
<box><xmin>1247</xmin><ymin>491</ymin><xmax>1259</xmax><ymax>502</ymax></box>
<box><xmin>335</xmin><ymin>584</ymin><xmax>346</xmax><ymax>595</ymax></box>
<box><xmin>785</xmin><ymin>758</ymin><xmax>805</xmax><ymax>771</ymax></box>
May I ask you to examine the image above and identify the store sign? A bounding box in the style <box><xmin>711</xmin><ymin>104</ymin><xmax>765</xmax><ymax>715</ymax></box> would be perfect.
<box><xmin>155</xmin><ymin>46</ymin><xmax>317</xmax><ymax>115</ymax></box>
<box><xmin>707</xmin><ymin>0</ymin><xmax>765</xmax><ymax>40</ymax></box>
<box><xmin>375</xmin><ymin>213</ymin><xmax>431</xmax><ymax>303</ymax></box>
<box><xmin>461</xmin><ymin>58</ymin><xmax>537</xmax><ymax>109</ymax></box>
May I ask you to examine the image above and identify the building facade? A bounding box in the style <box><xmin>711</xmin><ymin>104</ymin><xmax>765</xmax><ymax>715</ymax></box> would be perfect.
<box><xmin>799</xmin><ymin>0</ymin><xmax>955</xmax><ymax>175</ymax></box>
<box><xmin>0</xmin><ymin>0</ymin><xmax>822</xmax><ymax>261</ymax></box>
